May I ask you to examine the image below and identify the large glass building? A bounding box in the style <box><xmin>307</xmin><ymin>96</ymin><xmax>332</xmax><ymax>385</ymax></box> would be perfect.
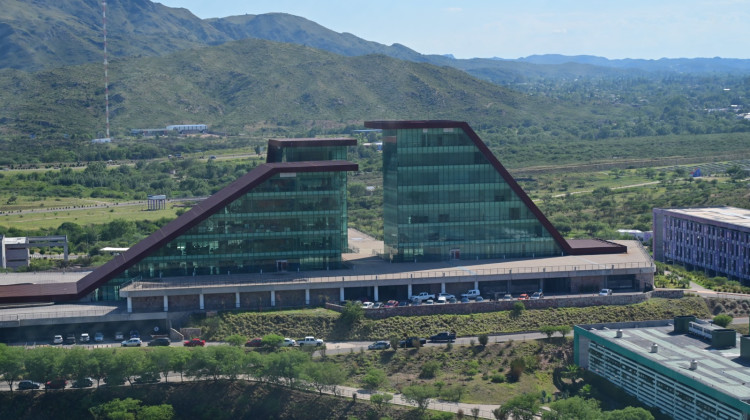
<box><xmin>93</xmin><ymin>138</ymin><xmax>357</xmax><ymax>300</ymax></box>
<box><xmin>365</xmin><ymin>120</ymin><xmax>567</xmax><ymax>262</ymax></box>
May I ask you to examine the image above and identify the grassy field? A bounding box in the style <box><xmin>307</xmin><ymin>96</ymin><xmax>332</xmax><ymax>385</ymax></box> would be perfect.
<box><xmin>0</xmin><ymin>202</ymin><xmax>182</xmax><ymax>230</ymax></box>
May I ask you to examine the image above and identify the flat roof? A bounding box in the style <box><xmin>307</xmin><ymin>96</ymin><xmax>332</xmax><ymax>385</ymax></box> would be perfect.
<box><xmin>581</xmin><ymin>320</ymin><xmax>750</xmax><ymax>402</ymax></box>
<box><xmin>267</xmin><ymin>138</ymin><xmax>357</xmax><ymax>147</ymax></box>
<box><xmin>656</xmin><ymin>206</ymin><xmax>750</xmax><ymax>229</ymax></box>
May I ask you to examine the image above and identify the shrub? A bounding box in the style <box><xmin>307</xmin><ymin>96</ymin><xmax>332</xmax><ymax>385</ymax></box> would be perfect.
<box><xmin>508</xmin><ymin>358</ymin><xmax>526</xmax><ymax>382</ymax></box>
<box><xmin>511</xmin><ymin>301</ymin><xmax>525</xmax><ymax>318</ymax></box>
<box><xmin>420</xmin><ymin>360</ymin><xmax>441</xmax><ymax>379</ymax></box>
<box><xmin>478</xmin><ymin>333</ymin><xmax>489</xmax><ymax>346</ymax></box>
<box><xmin>463</xmin><ymin>360</ymin><xmax>480</xmax><ymax>377</ymax></box>
<box><xmin>439</xmin><ymin>384</ymin><xmax>465</xmax><ymax>402</ymax></box>
<box><xmin>340</xmin><ymin>301</ymin><xmax>364</xmax><ymax>325</ymax></box>
<box><xmin>361</xmin><ymin>368</ymin><xmax>387</xmax><ymax>390</ymax></box>
<box><xmin>491</xmin><ymin>373</ymin><xmax>506</xmax><ymax>383</ymax></box>
<box><xmin>713</xmin><ymin>314</ymin><xmax>733</xmax><ymax>327</ymax></box>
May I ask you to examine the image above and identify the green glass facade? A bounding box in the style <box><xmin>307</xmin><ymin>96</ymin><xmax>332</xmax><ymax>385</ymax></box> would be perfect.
<box><xmin>381</xmin><ymin>125</ymin><xmax>563</xmax><ymax>262</ymax></box>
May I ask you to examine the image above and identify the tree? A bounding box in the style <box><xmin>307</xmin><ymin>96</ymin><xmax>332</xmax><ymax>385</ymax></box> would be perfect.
<box><xmin>24</xmin><ymin>347</ymin><xmax>63</xmax><ymax>388</ymax></box>
<box><xmin>90</xmin><ymin>348</ymin><xmax>114</xmax><ymax>387</ymax></box>
<box><xmin>713</xmin><ymin>314</ymin><xmax>733</xmax><ymax>327</ymax></box>
<box><xmin>303</xmin><ymin>361</ymin><xmax>347</xmax><ymax>395</ymax></box>
<box><xmin>370</xmin><ymin>393</ymin><xmax>393</xmax><ymax>415</ymax></box>
<box><xmin>478</xmin><ymin>334</ymin><xmax>489</xmax><ymax>346</ymax></box>
<box><xmin>261</xmin><ymin>350</ymin><xmax>309</xmax><ymax>388</ymax></box>
<box><xmin>185</xmin><ymin>347</ymin><xmax>220</xmax><ymax>381</ymax></box>
<box><xmin>493</xmin><ymin>393</ymin><xmax>541</xmax><ymax>420</ymax></box>
<box><xmin>117</xmin><ymin>348</ymin><xmax>147</xmax><ymax>385</ymax></box>
<box><xmin>212</xmin><ymin>346</ymin><xmax>245</xmax><ymax>380</ymax></box>
<box><xmin>511</xmin><ymin>301</ymin><xmax>525</xmax><ymax>318</ymax></box>
<box><xmin>225</xmin><ymin>334</ymin><xmax>247</xmax><ymax>347</ymax></box>
<box><xmin>148</xmin><ymin>347</ymin><xmax>173</xmax><ymax>383</ymax></box>
<box><xmin>540</xmin><ymin>325</ymin><xmax>557</xmax><ymax>340</ymax></box>
<box><xmin>89</xmin><ymin>397</ymin><xmax>174</xmax><ymax>420</ymax></box>
<box><xmin>261</xmin><ymin>334</ymin><xmax>284</xmax><ymax>348</ymax></box>
<box><xmin>0</xmin><ymin>344</ymin><xmax>25</xmax><ymax>392</ymax></box>
<box><xmin>602</xmin><ymin>406</ymin><xmax>654</xmax><ymax>420</ymax></box>
<box><xmin>401</xmin><ymin>384</ymin><xmax>437</xmax><ymax>413</ymax></box>
<box><xmin>361</xmin><ymin>367</ymin><xmax>387</xmax><ymax>390</ymax></box>
<box><xmin>61</xmin><ymin>346</ymin><xmax>97</xmax><ymax>385</ymax></box>
<box><xmin>170</xmin><ymin>347</ymin><xmax>190</xmax><ymax>382</ymax></box>
<box><xmin>420</xmin><ymin>360</ymin><xmax>441</xmax><ymax>379</ymax></box>
<box><xmin>339</xmin><ymin>301</ymin><xmax>364</xmax><ymax>325</ymax></box>
<box><xmin>556</xmin><ymin>325</ymin><xmax>572</xmax><ymax>338</ymax></box>
<box><xmin>542</xmin><ymin>396</ymin><xmax>601</xmax><ymax>420</ymax></box>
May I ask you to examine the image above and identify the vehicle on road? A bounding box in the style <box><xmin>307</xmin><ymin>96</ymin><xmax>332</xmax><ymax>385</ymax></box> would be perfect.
<box><xmin>373</xmin><ymin>302</ymin><xmax>384</xmax><ymax>309</ymax></box>
<box><xmin>475</xmin><ymin>296</ymin><xmax>484</xmax><ymax>302</ymax></box>
<box><xmin>17</xmin><ymin>380</ymin><xmax>41</xmax><ymax>390</ymax></box>
<box><xmin>530</xmin><ymin>291</ymin><xmax>543</xmax><ymax>300</ymax></box>
<box><xmin>130</xmin><ymin>330</ymin><xmax>140</xmax><ymax>338</ymax></box>
<box><xmin>518</xmin><ymin>293</ymin><xmax>530</xmax><ymax>300</ymax></box>
<box><xmin>45</xmin><ymin>379</ymin><xmax>67</xmax><ymax>390</ymax></box>
<box><xmin>280</xmin><ymin>338</ymin><xmax>297</xmax><ymax>347</ymax></box>
<box><xmin>134</xmin><ymin>373</ymin><xmax>160</xmax><ymax>384</ymax></box>
<box><xmin>72</xmin><ymin>377</ymin><xmax>94</xmax><ymax>388</ymax></box>
<box><xmin>429</xmin><ymin>331</ymin><xmax>456</xmax><ymax>342</ymax></box>
<box><xmin>361</xmin><ymin>302</ymin><xmax>374</xmax><ymax>309</ymax></box>
<box><xmin>298</xmin><ymin>336</ymin><xmax>324</xmax><ymax>346</ymax></box>
<box><xmin>368</xmin><ymin>341</ymin><xmax>391</xmax><ymax>350</ymax></box>
<box><xmin>409</xmin><ymin>292</ymin><xmax>436</xmax><ymax>302</ymax></box>
<box><xmin>461</xmin><ymin>289</ymin><xmax>482</xmax><ymax>300</ymax></box>
<box><xmin>448</xmin><ymin>297</ymin><xmax>458</xmax><ymax>303</ymax></box>
<box><xmin>503</xmin><ymin>294</ymin><xmax>513</xmax><ymax>301</ymax></box>
<box><xmin>599</xmin><ymin>288</ymin><xmax>613</xmax><ymax>296</ymax></box>
<box><xmin>436</xmin><ymin>296</ymin><xmax>447</xmax><ymax>304</ymax></box>
<box><xmin>424</xmin><ymin>299</ymin><xmax>434</xmax><ymax>304</ymax></box>
<box><xmin>399</xmin><ymin>337</ymin><xmax>427</xmax><ymax>348</ymax></box>
<box><xmin>121</xmin><ymin>338</ymin><xmax>142</xmax><ymax>347</ymax></box>
<box><xmin>184</xmin><ymin>338</ymin><xmax>206</xmax><ymax>347</ymax></box>
<box><xmin>115</xmin><ymin>332</ymin><xmax>124</xmax><ymax>341</ymax></box>
<box><xmin>148</xmin><ymin>337</ymin><xmax>171</xmax><ymax>347</ymax></box>
<box><xmin>80</xmin><ymin>333</ymin><xmax>90</xmax><ymax>343</ymax></box>
<box><xmin>65</xmin><ymin>334</ymin><xmax>76</xmax><ymax>345</ymax></box>
<box><xmin>53</xmin><ymin>335</ymin><xmax>63</xmax><ymax>345</ymax></box>
<box><xmin>438</xmin><ymin>293</ymin><xmax>456</xmax><ymax>300</ymax></box>
<box><xmin>245</xmin><ymin>338</ymin><xmax>263</xmax><ymax>347</ymax></box>
<box><xmin>94</xmin><ymin>332</ymin><xmax>104</xmax><ymax>342</ymax></box>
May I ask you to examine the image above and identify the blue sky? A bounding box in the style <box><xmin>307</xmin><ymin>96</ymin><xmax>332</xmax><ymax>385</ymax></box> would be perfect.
<box><xmin>156</xmin><ymin>0</ymin><xmax>750</xmax><ymax>59</ymax></box>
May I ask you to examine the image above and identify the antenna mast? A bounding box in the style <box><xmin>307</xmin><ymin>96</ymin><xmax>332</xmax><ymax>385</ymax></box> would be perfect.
<box><xmin>102</xmin><ymin>1</ymin><xmax>110</xmax><ymax>139</ymax></box>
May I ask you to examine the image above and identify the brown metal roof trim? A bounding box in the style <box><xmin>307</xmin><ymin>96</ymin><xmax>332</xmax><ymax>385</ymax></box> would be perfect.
<box><xmin>565</xmin><ymin>239</ymin><xmax>628</xmax><ymax>255</ymax></box>
<box><xmin>364</xmin><ymin>120</ymin><xmax>625</xmax><ymax>256</ymax></box>
<box><xmin>0</xmin><ymin>161</ymin><xmax>358</xmax><ymax>304</ymax></box>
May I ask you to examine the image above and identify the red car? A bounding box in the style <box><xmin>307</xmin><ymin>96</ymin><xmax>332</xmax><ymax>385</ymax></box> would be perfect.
<box><xmin>384</xmin><ymin>300</ymin><xmax>399</xmax><ymax>308</ymax></box>
<box><xmin>184</xmin><ymin>338</ymin><xmax>206</xmax><ymax>347</ymax></box>
<box><xmin>518</xmin><ymin>293</ymin><xmax>530</xmax><ymax>300</ymax></box>
<box><xmin>45</xmin><ymin>379</ymin><xmax>67</xmax><ymax>390</ymax></box>
<box><xmin>245</xmin><ymin>338</ymin><xmax>263</xmax><ymax>347</ymax></box>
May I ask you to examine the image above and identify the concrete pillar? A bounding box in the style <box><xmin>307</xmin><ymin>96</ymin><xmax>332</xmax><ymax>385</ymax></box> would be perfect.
<box><xmin>199</xmin><ymin>293</ymin><xmax>205</xmax><ymax>310</ymax></box>
<box><xmin>127</xmin><ymin>297</ymin><xmax>132</xmax><ymax>313</ymax></box>
<box><xmin>407</xmin><ymin>284</ymin><xmax>412</xmax><ymax>298</ymax></box>
<box><xmin>235</xmin><ymin>292</ymin><xmax>240</xmax><ymax>309</ymax></box>
<box><xmin>441</xmin><ymin>282</ymin><xmax>446</xmax><ymax>293</ymax></box>
<box><xmin>374</xmin><ymin>285</ymin><xmax>379</xmax><ymax>302</ymax></box>
<box><xmin>163</xmin><ymin>295</ymin><xmax>168</xmax><ymax>312</ymax></box>
<box><xmin>271</xmin><ymin>291</ymin><xmax>276</xmax><ymax>307</ymax></box>
<box><xmin>539</xmin><ymin>278</ymin><xmax>544</xmax><ymax>292</ymax></box>
<box><xmin>340</xmin><ymin>287</ymin><xmax>345</xmax><ymax>302</ymax></box>
<box><xmin>474</xmin><ymin>279</ymin><xmax>479</xmax><ymax>290</ymax></box>
<box><xmin>305</xmin><ymin>288</ymin><xmax>310</xmax><ymax>305</ymax></box>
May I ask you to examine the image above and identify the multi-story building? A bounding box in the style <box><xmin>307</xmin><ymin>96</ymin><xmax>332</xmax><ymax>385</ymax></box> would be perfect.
<box><xmin>575</xmin><ymin>317</ymin><xmax>750</xmax><ymax>420</ymax></box>
<box><xmin>653</xmin><ymin>207</ymin><xmax>750</xmax><ymax>284</ymax></box>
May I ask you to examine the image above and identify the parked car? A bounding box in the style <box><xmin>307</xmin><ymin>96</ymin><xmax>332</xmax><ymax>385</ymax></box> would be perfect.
<box><xmin>361</xmin><ymin>302</ymin><xmax>374</xmax><ymax>309</ymax></box>
<box><xmin>17</xmin><ymin>380</ymin><xmax>41</xmax><ymax>390</ymax></box>
<box><xmin>461</xmin><ymin>289</ymin><xmax>482</xmax><ymax>300</ymax></box>
<box><xmin>121</xmin><ymin>338</ymin><xmax>142</xmax><ymax>347</ymax></box>
<box><xmin>368</xmin><ymin>341</ymin><xmax>391</xmax><ymax>350</ymax></box>
<box><xmin>72</xmin><ymin>377</ymin><xmax>94</xmax><ymax>388</ymax></box>
<box><xmin>148</xmin><ymin>337</ymin><xmax>171</xmax><ymax>347</ymax></box>
<box><xmin>460</xmin><ymin>297</ymin><xmax>470</xmax><ymax>303</ymax></box>
<box><xmin>53</xmin><ymin>335</ymin><xmax>63</xmax><ymax>345</ymax></box>
<box><xmin>184</xmin><ymin>338</ymin><xmax>206</xmax><ymax>347</ymax></box>
<box><xmin>373</xmin><ymin>302</ymin><xmax>384</xmax><ymax>309</ymax></box>
<box><xmin>94</xmin><ymin>332</ymin><xmax>104</xmax><ymax>342</ymax></box>
<box><xmin>280</xmin><ymin>338</ymin><xmax>297</xmax><ymax>347</ymax></box>
<box><xmin>45</xmin><ymin>379</ymin><xmax>67</xmax><ymax>390</ymax></box>
<box><xmin>475</xmin><ymin>296</ymin><xmax>484</xmax><ymax>302</ymax></box>
<box><xmin>245</xmin><ymin>338</ymin><xmax>263</xmax><ymax>347</ymax></box>
<box><xmin>448</xmin><ymin>297</ymin><xmax>458</xmax><ymax>303</ymax></box>
<box><xmin>518</xmin><ymin>293</ymin><xmax>530</xmax><ymax>300</ymax></box>
<box><xmin>399</xmin><ymin>337</ymin><xmax>427</xmax><ymax>348</ymax></box>
<box><xmin>114</xmin><ymin>332</ymin><xmax>125</xmax><ymax>340</ymax></box>
<box><xmin>384</xmin><ymin>300</ymin><xmax>399</xmax><ymax>308</ymax></box>
<box><xmin>503</xmin><ymin>294</ymin><xmax>513</xmax><ymax>301</ymax></box>
<box><xmin>398</xmin><ymin>301</ymin><xmax>410</xmax><ymax>307</ymax></box>
<box><xmin>530</xmin><ymin>291</ymin><xmax>543</xmax><ymax>300</ymax></box>
<box><xmin>409</xmin><ymin>292</ymin><xmax>435</xmax><ymax>302</ymax></box>
<box><xmin>298</xmin><ymin>336</ymin><xmax>324</xmax><ymax>346</ymax></box>
<box><xmin>429</xmin><ymin>331</ymin><xmax>456</xmax><ymax>342</ymax></box>
<box><xmin>80</xmin><ymin>333</ymin><xmax>90</xmax><ymax>343</ymax></box>
<box><xmin>65</xmin><ymin>334</ymin><xmax>76</xmax><ymax>345</ymax></box>
<box><xmin>438</xmin><ymin>293</ymin><xmax>456</xmax><ymax>300</ymax></box>
<box><xmin>134</xmin><ymin>373</ymin><xmax>160</xmax><ymax>384</ymax></box>
<box><xmin>424</xmin><ymin>299</ymin><xmax>434</xmax><ymax>305</ymax></box>
<box><xmin>599</xmin><ymin>288</ymin><xmax>613</xmax><ymax>296</ymax></box>
<box><xmin>436</xmin><ymin>296</ymin><xmax>447</xmax><ymax>304</ymax></box>
<box><xmin>129</xmin><ymin>330</ymin><xmax>140</xmax><ymax>338</ymax></box>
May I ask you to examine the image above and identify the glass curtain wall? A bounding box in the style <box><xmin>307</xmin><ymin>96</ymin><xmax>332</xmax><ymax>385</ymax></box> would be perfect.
<box><xmin>382</xmin><ymin>126</ymin><xmax>562</xmax><ymax>262</ymax></box>
<box><xmin>100</xmin><ymin>170</ymin><xmax>348</xmax><ymax>299</ymax></box>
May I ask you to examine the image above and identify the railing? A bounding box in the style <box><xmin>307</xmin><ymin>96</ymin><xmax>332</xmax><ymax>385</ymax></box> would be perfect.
<box><xmin>123</xmin><ymin>260</ymin><xmax>653</xmax><ymax>291</ymax></box>
<box><xmin>0</xmin><ymin>305</ymin><xmax>125</xmax><ymax>322</ymax></box>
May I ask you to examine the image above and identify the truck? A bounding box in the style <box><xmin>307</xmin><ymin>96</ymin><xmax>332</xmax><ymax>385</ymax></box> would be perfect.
<box><xmin>409</xmin><ymin>292</ymin><xmax>436</xmax><ymax>302</ymax></box>
<box><xmin>298</xmin><ymin>336</ymin><xmax>324</xmax><ymax>346</ymax></box>
<box><xmin>429</xmin><ymin>331</ymin><xmax>456</xmax><ymax>342</ymax></box>
<box><xmin>460</xmin><ymin>289</ymin><xmax>481</xmax><ymax>300</ymax></box>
